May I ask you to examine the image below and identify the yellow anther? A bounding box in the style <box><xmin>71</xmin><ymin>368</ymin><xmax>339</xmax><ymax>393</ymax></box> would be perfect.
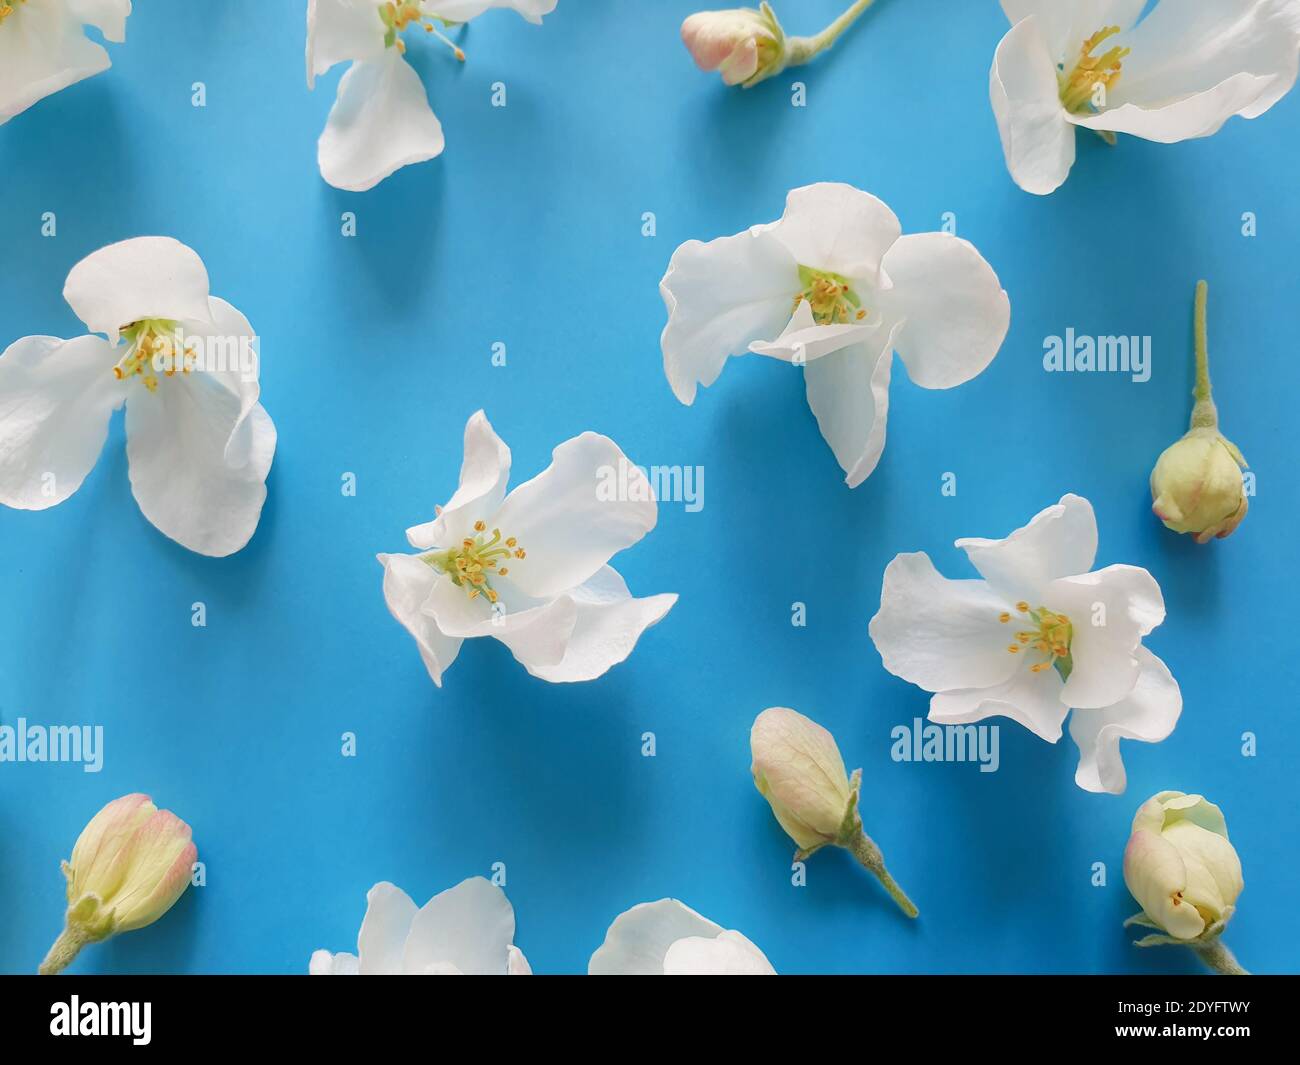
<box><xmin>1007</xmin><ymin>645</ymin><xmax>1020</xmax><ymax>654</ymax></box>
<box><xmin>473</xmin><ymin>520</ymin><xmax>486</xmax><ymax>532</ymax></box>
<box><xmin>1059</xmin><ymin>26</ymin><xmax>1130</xmax><ymax>114</ymax></box>
<box><xmin>424</xmin><ymin>520</ymin><xmax>524</xmax><ymax>604</ymax></box>
<box><xmin>505</xmin><ymin>537</ymin><xmax>517</xmax><ymax>547</ymax></box>
<box><xmin>1004</xmin><ymin>604</ymin><xmax>1075</xmax><ymax>678</ymax></box>
<box><xmin>514</xmin><ymin>548</ymin><xmax>526</xmax><ymax>559</ymax></box>
<box><xmin>1030</xmin><ymin>662</ymin><xmax>1050</xmax><ymax>673</ymax></box>
<box><xmin>1016</xmin><ymin>601</ymin><xmax>1030</xmax><ymax>613</ymax></box>
<box><xmin>999</xmin><ymin>612</ymin><xmax>1011</xmax><ymax>623</ymax></box>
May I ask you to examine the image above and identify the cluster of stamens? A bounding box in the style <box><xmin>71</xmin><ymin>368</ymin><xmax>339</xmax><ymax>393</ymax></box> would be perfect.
<box><xmin>1059</xmin><ymin>26</ymin><xmax>1130</xmax><ymax>114</ymax></box>
<box><xmin>425</xmin><ymin>520</ymin><xmax>525</xmax><ymax>604</ymax></box>
<box><xmin>381</xmin><ymin>1</ymin><xmax>465</xmax><ymax>61</ymax></box>
<box><xmin>113</xmin><ymin>319</ymin><xmax>196</xmax><ymax>393</ymax></box>
<box><xmin>793</xmin><ymin>266</ymin><xmax>867</xmax><ymax>326</ymax></box>
<box><xmin>1000</xmin><ymin>601</ymin><xmax>1073</xmax><ymax>678</ymax></box>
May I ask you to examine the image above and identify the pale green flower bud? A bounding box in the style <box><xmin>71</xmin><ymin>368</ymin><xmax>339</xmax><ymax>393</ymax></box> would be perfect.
<box><xmin>1122</xmin><ymin>790</ymin><xmax>1248</xmax><ymax>975</ymax></box>
<box><xmin>750</xmin><ymin>707</ymin><xmax>918</xmax><ymax>918</ymax></box>
<box><xmin>1151</xmin><ymin>281</ymin><xmax>1249</xmax><ymax>544</ymax></box>
<box><xmin>1151</xmin><ymin>428</ymin><xmax>1248</xmax><ymax>543</ymax></box>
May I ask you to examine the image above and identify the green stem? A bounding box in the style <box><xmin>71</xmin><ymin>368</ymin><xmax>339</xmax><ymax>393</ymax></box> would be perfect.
<box><xmin>1190</xmin><ymin>279</ymin><xmax>1219</xmax><ymax>430</ymax></box>
<box><xmin>847</xmin><ymin>830</ymin><xmax>919</xmax><ymax>918</ymax></box>
<box><xmin>39</xmin><ymin>925</ymin><xmax>90</xmax><ymax>975</ymax></box>
<box><xmin>1193</xmin><ymin>938</ymin><xmax>1249</xmax><ymax>976</ymax></box>
<box><xmin>787</xmin><ymin>0</ymin><xmax>879</xmax><ymax>64</ymax></box>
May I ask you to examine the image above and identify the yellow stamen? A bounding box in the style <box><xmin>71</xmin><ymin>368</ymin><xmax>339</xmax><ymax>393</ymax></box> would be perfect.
<box><xmin>1059</xmin><ymin>26</ymin><xmax>1130</xmax><ymax>114</ymax></box>
<box><xmin>424</xmin><ymin>520</ymin><xmax>525</xmax><ymax>604</ymax></box>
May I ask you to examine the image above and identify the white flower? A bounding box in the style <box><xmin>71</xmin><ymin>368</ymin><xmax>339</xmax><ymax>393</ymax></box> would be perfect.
<box><xmin>310</xmin><ymin>879</ymin><xmax>531</xmax><ymax>974</ymax></box>
<box><xmin>0</xmin><ymin>0</ymin><xmax>131</xmax><ymax>125</ymax></box>
<box><xmin>379</xmin><ymin>410</ymin><xmax>676</xmax><ymax>685</ymax></box>
<box><xmin>660</xmin><ymin>182</ymin><xmax>1009</xmax><ymax>487</ymax></box>
<box><xmin>0</xmin><ymin>237</ymin><xmax>276</xmax><ymax>557</ymax></box>
<box><xmin>589</xmin><ymin>899</ymin><xmax>775</xmax><ymax>975</ymax></box>
<box><xmin>991</xmin><ymin>0</ymin><xmax>1300</xmax><ymax>195</ymax></box>
<box><xmin>868</xmin><ymin>494</ymin><xmax>1181</xmax><ymax>794</ymax></box>
<box><xmin>306</xmin><ymin>0</ymin><xmax>557</xmax><ymax>191</ymax></box>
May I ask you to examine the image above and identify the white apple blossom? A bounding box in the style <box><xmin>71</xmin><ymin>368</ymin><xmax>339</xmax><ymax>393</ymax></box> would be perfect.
<box><xmin>660</xmin><ymin>182</ymin><xmax>1009</xmax><ymax>487</ymax></box>
<box><xmin>0</xmin><ymin>0</ymin><xmax>131</xmax><ymax>125</ymax></box>
<box><xmin>310</xmin><ymin>879</ymin><xmax>531</xmax><ymax>975</ymax></box>
<box><xmin>589</xmin><ymin>899</ymin><xmax>775</xmax><ymax>975</ymax></box>
<box><xmin>868</xmin><ymin>494</ymin><xmax>1181</xmax><ymax>794</ymax></box>
<box><xmin>379</xmin><ymin>410</ymin><xmax>676</xmax><ymax>685</ymax></box>
<box><xmin>991</xmin><ymin>0</ymin><xmax>1300</xmax><ymax>195</ymax></box>
<box><xmin>0</xmin><ymin>237</ymin><xmax>276</xmax><ymax>557</ymax></box>
<box><xmin>306</xmin><ymin>0</ymin><xmax>557</xmax><ymax>191</ymax></box>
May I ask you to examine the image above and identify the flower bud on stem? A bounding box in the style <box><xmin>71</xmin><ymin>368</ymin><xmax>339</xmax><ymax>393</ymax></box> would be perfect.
<box><xmin>846</xmin><ymin>829</ymin><xmax>920</xmax><ymax>919</ymax></box>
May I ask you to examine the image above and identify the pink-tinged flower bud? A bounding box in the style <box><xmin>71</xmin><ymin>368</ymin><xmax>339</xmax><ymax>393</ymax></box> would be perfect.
<box><xmin>39</xmin><ymin>794</ymin><xmax>197</xmax><ymax>974</ymax></box>
<box><xmin>681</xmin><ymin>6</ymin><xmax>786</xmax><ymax>87</ymax></box>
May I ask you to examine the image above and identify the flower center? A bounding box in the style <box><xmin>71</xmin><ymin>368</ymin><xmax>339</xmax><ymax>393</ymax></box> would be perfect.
<box><xmin>422</xmin><ymin>520</ymin><xmax>525</xmax><ymax>605</ymax></box>
<box><xmin>380</xmin><ymin>1</ymin><xmax>464</xmax><ymax>60</ymax></box>
<box><xmin>114</xmin><ymin>319</ymin><xmax>196</xmax><ymax>393</ymax></box>
<box><xmin>999</xmin><ymin>601</ymin><xmax>1074</xmax><ymax>680</ymax></box>
<box><xmin>1058</xmin><ymin>26</ymin><xmax>1129</xmax><ymax>114</ymax></box>
<box><xmin>794</xmin><ymin>266</ymin><xmax>867</xmax><ymax>326</ymax></box>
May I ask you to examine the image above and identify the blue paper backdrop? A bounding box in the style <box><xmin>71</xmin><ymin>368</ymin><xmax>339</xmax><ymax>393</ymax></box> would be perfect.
<box><xmin>0</xmin><ymin>0</ymin><xmax>1295</xmax><ymax>975</ymax></box>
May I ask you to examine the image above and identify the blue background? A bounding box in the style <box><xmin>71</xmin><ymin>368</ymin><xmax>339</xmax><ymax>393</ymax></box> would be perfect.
<box><xmin>0</xmin><ymin>0</ymin><xmax>1295</xmax><ymax>975</ymax></box>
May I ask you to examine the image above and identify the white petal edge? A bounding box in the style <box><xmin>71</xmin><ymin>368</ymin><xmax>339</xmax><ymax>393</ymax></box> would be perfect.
<box><xmin>402</xmin><ymin>877</ymin><xmax>517</xmax><ymax>976</ymax></box>
<box><xmin>318</xmin><ymin>51</ymin><xmax>445</xmax><ymax>192</ymax></box>
<box><xmin>307</xmin><ymin>0</ymin><xmax>388</xmax><ymax>89</ymax></box>
<box><xmin>63</xmin><ymin>236</ymin><xmax>213</xmax><ymax>344</ymax></box>
<box><xmin>0</xmin><ymin>334</ymin><xmax>122</xmax><ymax>510</ymax></box>
<box><xmin>407</xmin><ymin>409</ymin><xmax>512</xmax><ymax>549</ymax></box>
<box><xmin>357</xmin><ymin>881</ymin><xmax>418</xmax><ymax>975</ymax></box>
<box><xmin>1069</xmin><ymin>647</ymin><xmax>1182</xmax><ymax>794</ymax></box>
<box><xmin>378</xmin><ymin>553</ymin><xmax>464</xmax><ymax>686</ymax></box>
<box><xmin>589</xmin><ymin>899</ymin><xmax>725</xmax><ymax>975</ymax></box>
<box><xmin>956</xmin><ymin>493</ymin><xmax>1099</xmax><ymax>605</ymax></box>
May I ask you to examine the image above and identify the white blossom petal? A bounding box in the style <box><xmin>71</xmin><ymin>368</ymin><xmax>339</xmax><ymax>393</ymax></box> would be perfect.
<box><xmin>803</xmin><ymin>334</ymin><xmax>895</xmax><ymax>488</ymax></box>
<box><xmin>491</xmin><ymin>432</ymin><xmax>658</xmax><ymax>600</ymax></box>
<box><xmin>875</xmin><ymin>233</ymin><xmax>1009</xmax><ymax>390</ymax></box>
<box><xmin>67</xmin><ymin>0</ymin><xmax>131</xmax><ymax>42</ymax></box>
<box><xmin>402</xmin><ymin>878</ymin><xmax>516</xmax><ymax>976</ymax></box>
<box><xmin>306</xmin><ymin>0</ymin><xmax>387</xmax><ymax>88</ymax></box>
<box><xmin>377</xmin><ymin>553</ymin><xmax>463</xmax><ymax>686</ymax></box>
<box><xmin>1069</xmin><ymin>647</ymin><xmax>1181</xmax><ymax>794</ymax></box>
<box><xmin>663</xmin><ymin>930</ymin><xmax>776</xmax><ymax>975</ymax></box>
<box><xmin>747</xmin><ymin>300</ymin><xmax>876</xmax><ymax>365</ymax></box>
<box><xmin>124</xmin><ymin>375</ymin><xmax>276</xmax><ymax>557</ymax></box>
<box><xmin>1000</xmin><ymin>0</ymin><xmax>1146</xmax><ymax>58</ymax></box>
<box><xmin>1071</xmin><ymin>0</ymin><xmax>1300</xmax><ymax>142</ymax></box>
<box><xmin>522</xmin><ymin>567</ymin><xmax>677</xmax><ymax>684</ymax></box>
<box><xmin>1048</xmin><ymin>564</ymin><xmax>1165</xmax><ymax>709</ymax></box>
<box><xmin>357</xmin><ymin>882</ymin><xmax>418</xmax><ymax>975</ymax></box>
<box><xmin>309</xmin><ymin>949</ymin><xmax>360</xmax><ymax>974</ymax></box>
<box><xmin>429</xmin><ymin>0</ymin><xmax>557</xmax><ymax>23</ymax></box>
<box><xmin>63</xmin><ymin>237</ymin><xmax>213</xmax><ymax>344</ymax></box>
<box><xmin>0</xmin><ymin>0</ymin><xmax>111</xmax><ymax>125</ymax></box>
<box><xmin>506</xmin><ymin>945</ymin><xmax>532</xmax><ymax>975</ymax></box>
<box><xmin>0</xmin><ymin>334</ymin><xmax>122</xmax><ymax>509</ymax></box>
<box><xmin>929</xmin><ymin>659</ymin><xmax>1069</xmax><ymax>743</ymax></box>
<box><xmin>407</xmin><ymin>410</ymin><xmax>512</xmax><ymax>549</ymax></box>
<box><xmin>869</xmin><ymin>552</ymin><xmax>1025</xmax><ymax>694</ymax></box>
<box><xmin>769</xmin><ymin>182</ymin><xmax>902</xmax><ymax>287</ymax></box>
<box><xmin>318</xmin><ymin>51</ymin><xmax>445</xmax><ymax>192</ymax></box>
<box><xmin>659</xmin><ymin>228</ymin><xmax>797</xmax><ymax>404</ymax></box>
<box><xmin>990</xmin><ymin>16</ymin><xmax>1077</xmax><ymax>196</ymax></box>
<box><xmin>956</xmin><ymin>494</ymin><xmax>1099</xmax><ymax>604</ymax></box>
<box><xmin>589</xmin><ymin>899</ymin><xmax>725</xmax><ymax>975</ymax></box>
